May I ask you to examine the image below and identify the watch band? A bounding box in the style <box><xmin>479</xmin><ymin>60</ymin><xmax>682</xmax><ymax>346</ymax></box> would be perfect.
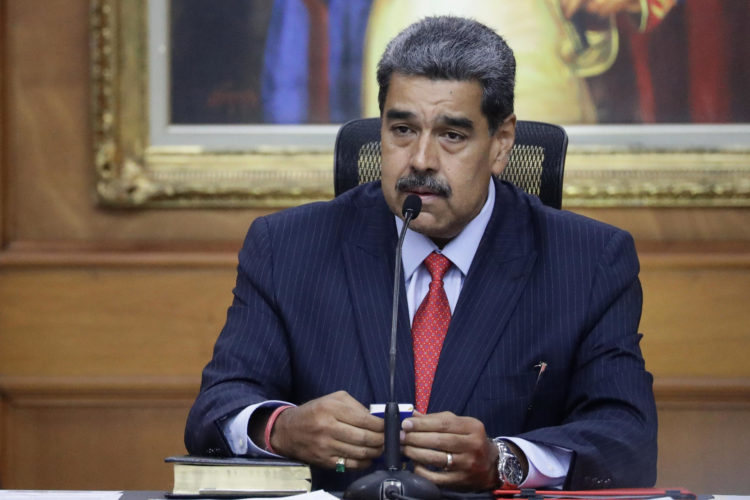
<box><xmin>493</xmin><ymin>438</ymin><xmax>524</xmax><ymax>488</ymax></box>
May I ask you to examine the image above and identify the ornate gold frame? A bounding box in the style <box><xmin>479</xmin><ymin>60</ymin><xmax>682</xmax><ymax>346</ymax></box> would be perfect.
<box><xmin>91</xmin><ymin>0</ymin><xmax>750</xmax><ymax>208</ymax></box>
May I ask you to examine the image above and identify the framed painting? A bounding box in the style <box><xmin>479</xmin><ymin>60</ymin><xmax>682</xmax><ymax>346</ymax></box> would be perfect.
<box><xmin>91</xmin><ymin>0</ymin><xmax>750</xmax><ymax>208</ymax></box>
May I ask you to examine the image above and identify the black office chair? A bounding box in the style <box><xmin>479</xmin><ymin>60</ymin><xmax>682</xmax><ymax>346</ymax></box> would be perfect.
<box><xmin>333</xmin><ymin>118</ymin><xmax>568</xmax><ymax>209</ymax></box>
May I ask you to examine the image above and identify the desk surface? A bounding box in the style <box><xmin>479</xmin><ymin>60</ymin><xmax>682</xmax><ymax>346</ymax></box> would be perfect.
<box><xmin>2</xmin><ymin>491</ymin><xmax>749</xmax><ymax>500</ymax></box>
<box><xmin>0</xmin><ymin>493</ymin><xmax>329</xmax><ymax>500</ymax></box>
<box><xmin>0</xmin><ymin>492</ymin><xmax>165</xmax><ymax>500</ymax></box>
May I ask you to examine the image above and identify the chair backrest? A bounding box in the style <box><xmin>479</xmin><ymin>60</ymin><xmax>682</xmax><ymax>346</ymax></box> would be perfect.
<box><xmin>333</xmin><ymin>118</ymin><xmax>568</xmax><ymax>209</ymax></box>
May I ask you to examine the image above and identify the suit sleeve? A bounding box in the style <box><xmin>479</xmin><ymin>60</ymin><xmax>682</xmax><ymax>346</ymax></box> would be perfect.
<box><xmin>184</xmin><ymin>216</ymin><xmax>293</xmax><ymax>456</ymax></box>
<box><xmin>518</xmin><ymin>229</ymin><xmax>658</xmax><ymax>489</ymax></box>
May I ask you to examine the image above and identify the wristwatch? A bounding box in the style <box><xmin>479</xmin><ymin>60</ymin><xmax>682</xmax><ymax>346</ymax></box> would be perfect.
<box><xmin>493</xmin><ymin>438</ymin><xmax>524</xmax><ymax>488</ymax></box>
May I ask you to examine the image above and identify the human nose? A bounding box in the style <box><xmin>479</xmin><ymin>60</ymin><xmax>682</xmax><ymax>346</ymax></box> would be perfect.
<box><xmin>411</xmin><ymin>133</ymin><xmax>437</xmax><ymax>172</ymax></box>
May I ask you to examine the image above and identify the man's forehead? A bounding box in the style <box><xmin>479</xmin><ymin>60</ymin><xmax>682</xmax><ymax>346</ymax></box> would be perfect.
<box><xmin>386</xmin><ymin>73</ymin><xmax>483</xmax><ymax>96</ymax></box>
<box><xmin>383</xmin><ymin>74</ymin><xmax>486</xmax><ymax>129</ymax></box>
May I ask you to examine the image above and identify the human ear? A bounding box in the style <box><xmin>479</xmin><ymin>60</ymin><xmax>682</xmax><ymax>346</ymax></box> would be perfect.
<box><xmin>490</xmin><ymin>114</ymin><xmax>516</xmax><ymax>176</ymax></box>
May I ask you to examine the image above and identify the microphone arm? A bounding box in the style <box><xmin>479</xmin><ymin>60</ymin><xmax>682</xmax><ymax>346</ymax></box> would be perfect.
<box><xmin>385</xmin><ymin>197</ymin><xmax>419</xmax><ymax>471</ymax></box>
<box><xmin>389</xmin><ymin>204</ymin><xmax>417</xmax><ymax>403</ymax></box>
<box><xmin>345</xmin><ymin>195</ymin><xmax>440</xmax><ymax>500</ymax></box>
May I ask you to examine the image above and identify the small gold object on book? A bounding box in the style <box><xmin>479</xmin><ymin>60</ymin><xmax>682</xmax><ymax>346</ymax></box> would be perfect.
<box><xmin>165</xmin><ymin>455</ymin><xmax>312</xmax><ymax>498</ymax></box>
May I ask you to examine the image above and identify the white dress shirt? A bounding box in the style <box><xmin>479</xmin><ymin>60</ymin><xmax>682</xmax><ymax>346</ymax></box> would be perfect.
<box><xmin>223</xmin><ymin>181</ymin><xmax>571</xmax><ymax>487</ymax></box>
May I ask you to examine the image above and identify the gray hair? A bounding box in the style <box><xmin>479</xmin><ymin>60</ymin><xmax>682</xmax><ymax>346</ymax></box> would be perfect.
<box><xmin>376</xmin><ymin>16</ymin><xmax>516</xmax><ymax>133</ymax></box>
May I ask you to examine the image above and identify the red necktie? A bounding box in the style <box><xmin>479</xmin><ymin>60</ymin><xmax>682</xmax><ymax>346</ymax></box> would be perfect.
<box><xmin>412</xmin><ymin>252</ymin><xmax>452</xmax><ymax>414</ymax></box>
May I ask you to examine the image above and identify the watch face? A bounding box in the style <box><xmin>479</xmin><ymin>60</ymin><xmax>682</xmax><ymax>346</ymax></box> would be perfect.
<box><xmin>503</xmin><ymin>456</ymin><xmax>524</xmax><ymax>486</ymax></box>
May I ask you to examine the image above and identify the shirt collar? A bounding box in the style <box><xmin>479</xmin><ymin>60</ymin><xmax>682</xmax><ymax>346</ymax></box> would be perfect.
<box><xmin>396</xmin><ymin>179</ymin><xmax>495</xmax><ymax>280</ymax></box>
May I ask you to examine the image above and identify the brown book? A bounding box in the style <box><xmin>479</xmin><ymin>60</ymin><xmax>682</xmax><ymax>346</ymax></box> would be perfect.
<box><xmin>165</xmin><ymin>455</ymin><xmax>312</xmax><ymax>498</ymax></box>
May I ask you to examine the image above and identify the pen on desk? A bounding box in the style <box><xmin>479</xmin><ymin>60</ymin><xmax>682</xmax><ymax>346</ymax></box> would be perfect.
<box><xmin>522</xmin><ymin>361</ymin><xmax>548</xmax><ymax>431</ymax></box>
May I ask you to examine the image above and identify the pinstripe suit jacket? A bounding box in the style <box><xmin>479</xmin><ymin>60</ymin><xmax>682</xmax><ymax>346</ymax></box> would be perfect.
<box><xmin>185</xmin><ymin>178</ymin><xmax>657</xmax><ymax>491</ymax></box>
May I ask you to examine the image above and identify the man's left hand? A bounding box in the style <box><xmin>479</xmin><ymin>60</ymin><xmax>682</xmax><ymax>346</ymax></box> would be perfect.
<box><xmin>400</xmin><ymin>411</ymin><xmax>499</xmax><ymax>490</ymax></box>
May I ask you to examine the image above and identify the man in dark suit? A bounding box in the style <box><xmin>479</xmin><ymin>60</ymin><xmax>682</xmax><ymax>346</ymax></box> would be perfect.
<box><xmin>185</xmin><ymin>16</ymin><xmax>657</xmax><ymax>493</ymax></box>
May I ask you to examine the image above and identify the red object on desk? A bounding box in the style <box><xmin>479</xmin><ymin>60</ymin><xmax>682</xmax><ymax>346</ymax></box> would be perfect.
<box><xmin>493</xmin><ymin>487</ymin><xmax>696</xmax><ymax>499</ymax></box>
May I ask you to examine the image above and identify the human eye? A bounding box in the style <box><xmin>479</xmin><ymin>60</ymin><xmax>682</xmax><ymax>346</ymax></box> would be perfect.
<box><xmin>391</xmin><ymin>124</ymin><xmax>413</xmax><ymax>136</ymax></box>
<box><xmin>442</xmin><ymin>130</ymin><xmax>466</xmax><ymax>142</ymax></box>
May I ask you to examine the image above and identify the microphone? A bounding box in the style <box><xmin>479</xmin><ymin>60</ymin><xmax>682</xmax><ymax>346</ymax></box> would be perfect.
<box><xmin>390</xmin><ymin>194</ymin><xmax>422</xmax><ymax>410</ymax></box>
<box><xmin>401</xmin><ymin>193</ymin><xmax>422</xmax><ymax>218</ymax></box>
<box><xmin>345</xmin><ymin>195</ymin><xmax>440</xmax><ymax>500</ymax></box>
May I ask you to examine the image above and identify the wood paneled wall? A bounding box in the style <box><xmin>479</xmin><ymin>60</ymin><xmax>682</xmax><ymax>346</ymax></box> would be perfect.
<box><xmin>1</xmin><ymin>0</ymin><xmax>748</xmax><ymax>494</ymax></box>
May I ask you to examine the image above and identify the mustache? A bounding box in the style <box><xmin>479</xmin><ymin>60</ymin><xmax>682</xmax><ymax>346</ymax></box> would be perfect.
<box><xmin>395</xmin><ymin>173</ymin><xmax>452</xmax><ymax>197</ymax></box>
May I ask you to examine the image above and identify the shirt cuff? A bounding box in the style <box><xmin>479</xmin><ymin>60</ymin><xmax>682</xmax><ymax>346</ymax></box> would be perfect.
<box><xmin>221</xmin><ymin>400</ymin><xmax>295</xmax><ymax>457</ymax></box>
<box><xmin>501</xmin><ymin>437</ymin><xmax>572</xmax><ymax>489</ymax></box>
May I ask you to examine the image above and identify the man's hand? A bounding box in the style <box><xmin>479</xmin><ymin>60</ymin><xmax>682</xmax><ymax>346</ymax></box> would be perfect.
<box><xmin>270</xmin><ymin>391</ymin><xmax>385</xmax><ymax>471</ymax></box>
<box><xmin>400</xmin><ymin>411</ymin><xmax>499</xmax><ymax>490</ymax></box>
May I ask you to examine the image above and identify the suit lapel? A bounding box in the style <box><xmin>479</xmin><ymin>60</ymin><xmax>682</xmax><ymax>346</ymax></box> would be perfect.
<box><xmin>341</xmin><ymin>190</ymin><xmax>415</xmax><ymax>404</ymax></box>
<box><xmin>428</xmin><ymin>181</ymin><xmax>538</xmax><ymax>414</ymax></box>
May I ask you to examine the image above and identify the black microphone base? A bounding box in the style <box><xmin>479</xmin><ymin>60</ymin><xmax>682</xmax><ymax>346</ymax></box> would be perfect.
<box><xmin>344</xmin><ymin>469</ymin><xmax>441</xmax><ymax>500</ymax></box>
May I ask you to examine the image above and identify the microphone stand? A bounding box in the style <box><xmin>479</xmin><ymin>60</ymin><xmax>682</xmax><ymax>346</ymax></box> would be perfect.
<box><xmin>345</xmin><ymin>196</ymin><xmax>441</xmax><ymax>500</ymax></box>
